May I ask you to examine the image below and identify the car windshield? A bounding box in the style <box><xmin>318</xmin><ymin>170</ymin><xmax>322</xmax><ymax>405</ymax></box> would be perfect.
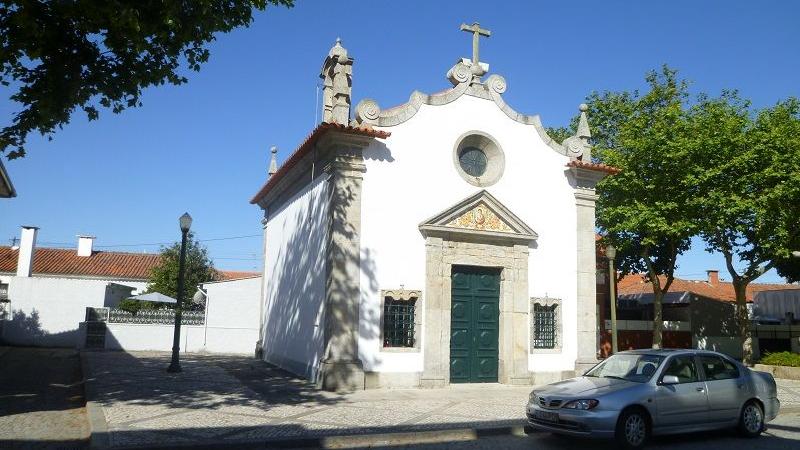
<box><xmin>585</xmin><ymin>353</ymin><xmax>666</xmax><ymax>383</ymax></box>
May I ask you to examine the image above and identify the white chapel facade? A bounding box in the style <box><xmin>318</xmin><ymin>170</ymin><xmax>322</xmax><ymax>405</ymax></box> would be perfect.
<box><xmin>251</xmin><ymin>25</ymin><xmax>617</xmax><ymax>390</ymax></box>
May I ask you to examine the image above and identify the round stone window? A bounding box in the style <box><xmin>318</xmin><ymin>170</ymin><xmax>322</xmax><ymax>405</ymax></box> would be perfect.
<box><xmin>458</xmin><ymin>147</ymin><xmax>488</xmax><ymax>177</ymax></box>
<box><xmin>452</xmin><ymin>132</ymin><xmax>504</xmax><ymax>187</ymax></box>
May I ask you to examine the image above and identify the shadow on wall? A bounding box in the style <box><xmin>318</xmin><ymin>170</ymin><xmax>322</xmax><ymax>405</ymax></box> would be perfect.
<box><xmin>0</xmin><ymin>309</ymin><xmax>80</xmax><ymax>347</ymax></box>
<box><xmin>262</xmin><ymin>173</ymin><xmax>380</xmax><ymax>386</ymax></box>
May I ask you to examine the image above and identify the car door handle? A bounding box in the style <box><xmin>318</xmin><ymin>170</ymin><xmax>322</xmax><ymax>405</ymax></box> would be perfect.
<box><xmin>696</xmin><ymin>387</ymin><xmax>705</xmax><ymax>392</ymax></box>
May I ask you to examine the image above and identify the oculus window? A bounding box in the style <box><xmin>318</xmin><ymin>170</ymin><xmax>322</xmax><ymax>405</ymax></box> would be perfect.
<box><xmin>452</xmin><ymin>131</ymin><xmax>504</xmax><ymax>187</ymax></box>
<box><xmin>458</xmin><ymin>147</ymin><xmax>488</xmax><ymax>177</ymax></box>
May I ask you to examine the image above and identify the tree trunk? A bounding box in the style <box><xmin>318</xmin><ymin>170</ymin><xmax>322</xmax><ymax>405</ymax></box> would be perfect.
<box><xmin>652</xmin><ymin>289</ymin><xmax>664</xmax><ymax>349</ymax></box>
<box><xmin>733</xmin><ymin>280</ymin><xmax>752</xmax><ymax>364</ymax></box>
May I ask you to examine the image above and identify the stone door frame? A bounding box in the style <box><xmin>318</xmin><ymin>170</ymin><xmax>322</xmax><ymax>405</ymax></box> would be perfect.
<box><xmin>420</xmin><ymin>237</ymin><xmax>531</xmax><ymax>387</ymax></box>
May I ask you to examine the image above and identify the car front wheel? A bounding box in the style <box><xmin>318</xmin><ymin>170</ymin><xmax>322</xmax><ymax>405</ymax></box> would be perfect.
<box><xmin>615</xmin><ymin>408</ymin><xmax>649</xmax><ymax>449</ymax></box>
<box><xmin>738</xmin><ymin>401</ymin><xmax>764</xmax><ymax>438</ymax></box>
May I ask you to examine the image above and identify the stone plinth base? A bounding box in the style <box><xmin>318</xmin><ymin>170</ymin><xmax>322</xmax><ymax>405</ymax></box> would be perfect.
<box><xmin>317</xmin><ymin>360</ymin><xmax>365</xmax><ymax>391</ymax></box>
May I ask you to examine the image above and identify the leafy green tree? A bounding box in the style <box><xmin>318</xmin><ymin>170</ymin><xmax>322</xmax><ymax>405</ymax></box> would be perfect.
<box><xmin>146</xmin><ymin>232</ymin><xmax>220</xmax><ymax>310</ymax></box>
<box><xmin>552</xmin><ymin>66</ymin><xmax>698</xmax><ymax>349</ymax></box>
<box><xmin>689</xmin><ymin>95</ymin><xmax>800</xmax><ymax>363</ymax></box>
<box><xmin>594</xmin><ymin>67</ymin><xmax>699</xmax><ymax>349</ymax></box>
<box><xmin>0</xmin><ymin>0</ymin><xmax>294</xmax><ymax>159</ymax></box>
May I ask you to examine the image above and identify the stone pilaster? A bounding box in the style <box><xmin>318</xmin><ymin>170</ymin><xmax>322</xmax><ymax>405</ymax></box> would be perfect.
<box><xmin>574</xmin><ymin>186</ymin><xmax>600</xmax><ymax>373</ymax></box>
<box><xmin>318</xmin><ymin>143</ymin><xmax>367</xmax><ymax>391</ymax></box>
<box><xmin>256</xmin><ymin>216</ymin><xmax>269</xmax><ymax>359</ymax></box>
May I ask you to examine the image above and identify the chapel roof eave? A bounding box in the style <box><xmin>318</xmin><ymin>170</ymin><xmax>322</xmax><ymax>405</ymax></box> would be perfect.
<box><xmin>566</xmin><ymin>160</ymin><xmax>621</xmax><ymax>175</ymax></box>
<box><xmin>249</xmin><ymin>122</ymin><xmax>390</xmax><ymax>206</ymax></box>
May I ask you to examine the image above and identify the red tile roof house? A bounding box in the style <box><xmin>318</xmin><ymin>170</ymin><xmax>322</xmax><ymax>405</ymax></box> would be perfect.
<box><xmin>0</xmin><ymin>226</ymin><xmax>256</xmax><ymax>348</ymax></box>
<box><xmin>614</xmin><ymin>270</ymin><xmax>800</xmax><ymax>359</ymax></box>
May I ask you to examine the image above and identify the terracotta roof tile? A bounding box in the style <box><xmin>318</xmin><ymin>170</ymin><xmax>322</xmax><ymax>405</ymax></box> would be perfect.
<box><xmin>0</xmin><ymin>246</ymin><xmax>260</xmax><ymax>282</ymax></box>
<box><xmin>217</xmin><ymin>270</ymin><xmax>260</xmax><ymax>281</ymax></box>
<box><xmin>566</xmin><ymin>160</ymin><xmax>621</xmax><ymax>175</ymax></box>
<box><xmin>0</xmin><ymin>246</ymin><xmax>159</xmax><ymax>280</ymax></box>
<box><xmin>250</xmin><ymin>122</ymin><xmax>390</xmax><ymax>205</ymax></box>
<box><xmin>618</xmin><ymin>273</ymin><xmax>800</xmax><ymax>303</ymax></box>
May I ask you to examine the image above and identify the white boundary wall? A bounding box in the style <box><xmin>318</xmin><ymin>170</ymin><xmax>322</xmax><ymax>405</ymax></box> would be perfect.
<box><xmin>0</xmin><ymin>275</ymin><xmax>146</xmax><ymax>347</ymax></box>
<box><xmin>93</xmin><ymin>276</ymin><xmax>262</xmax><ymax>355</ymax></box>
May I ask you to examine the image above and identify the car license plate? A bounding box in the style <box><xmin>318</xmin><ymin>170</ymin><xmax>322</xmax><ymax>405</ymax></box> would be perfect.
<box><xmin>534</xmin><ymin>410</ymin><xmax>559</xmax><ymax>423</ymax></box>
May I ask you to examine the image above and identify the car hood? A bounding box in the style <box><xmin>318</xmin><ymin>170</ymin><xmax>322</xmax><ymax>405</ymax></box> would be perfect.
<box><xmin>534</xmin><ymin>376</ymin><xmax>635</xmax><ymax>397</ymax></box>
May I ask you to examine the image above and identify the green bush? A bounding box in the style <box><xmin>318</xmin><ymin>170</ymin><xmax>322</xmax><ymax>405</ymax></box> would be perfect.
<box><xmin>760</xmin><ymin>351</ymin><xmax>800</xmax><ymax>367</ymax></box>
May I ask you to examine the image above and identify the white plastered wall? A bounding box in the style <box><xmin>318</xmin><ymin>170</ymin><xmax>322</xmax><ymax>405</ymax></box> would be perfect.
<box><xmin>261</xmin><ymin>173</ymin><xmax>330</xmax><ymax>380</ymax></box>
<box><xmin>0</xmin><ymin>274</ymin><xmax>146</xmax><ymax>347</ymax></box>
<box><xmin>359</xmin><ymin>94</ymin><xmax>578</xmax><ymax>375</ymax></box>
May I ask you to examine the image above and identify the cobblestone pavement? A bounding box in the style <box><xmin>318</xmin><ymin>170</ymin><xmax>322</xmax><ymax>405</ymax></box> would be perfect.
<box><xmin>348</xmin><ymin>412</ymin><xmax>800</xmax><ymax>449</ymax></box>
<box><xmin>84</xmin><ymin>351</ymin><xmax>800</xmax><ymax>449</ymax></box>
<box><xmin>0</xmin><ymin>347</ymin><xmax>89</xmax><ymax>449</ymax></box>
<box><xmin>85</xmin><ymin>352</ymin><xmax>530</xmax><ymax>448</ymax></box>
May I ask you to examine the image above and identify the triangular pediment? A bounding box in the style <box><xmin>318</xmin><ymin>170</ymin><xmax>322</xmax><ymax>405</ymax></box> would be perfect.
<box><xmin>419</xmin><ymin>190</ymin><xmax>537</xmax><ymax>244</ymax></box>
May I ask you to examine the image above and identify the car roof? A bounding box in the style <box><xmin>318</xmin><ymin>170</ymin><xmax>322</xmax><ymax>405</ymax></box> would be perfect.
<box><xmin>616</xmin><ymin>348</ymin><xmax>734</xmax><ymax>358</ymax></box>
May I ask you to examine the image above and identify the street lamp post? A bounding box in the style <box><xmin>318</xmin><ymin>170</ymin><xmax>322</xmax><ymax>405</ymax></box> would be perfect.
<box><xmin>605</xmin><ymin>244</ymin><xmax>619</xmax><ymax>355</ymax></box>
<box><xmin>167</xmin><ymin>213</ymin><xmax>192</xmax><ymax>373</ymax></box>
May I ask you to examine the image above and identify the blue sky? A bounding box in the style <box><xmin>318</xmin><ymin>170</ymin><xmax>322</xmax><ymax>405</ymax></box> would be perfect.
<box><xmin>1</xmin><ymin>1</ymin><xmax>798</xmax><ymax>281</ymax></box>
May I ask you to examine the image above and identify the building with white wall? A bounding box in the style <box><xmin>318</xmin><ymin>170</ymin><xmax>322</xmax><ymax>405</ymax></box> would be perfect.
<box><xmin>0</xmin><ymin>226</ymin><xmax>257</xmax><ymax>348</ymax></box>
<box><xmin>251</xmin><ymin>27</ymin><xmax>618</xmax><ymax>390</ymax></box>
<box><xmin>0</xmin><ymin>227</ymin><xmax>152</xmax><ymax>347</ymax></box>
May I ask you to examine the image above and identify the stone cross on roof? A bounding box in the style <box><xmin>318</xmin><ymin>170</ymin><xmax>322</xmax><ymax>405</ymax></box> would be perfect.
<box><xmin>460</xmin><ymin>22</ymin><xmax>491</xmax><ymax>67</ymax></box>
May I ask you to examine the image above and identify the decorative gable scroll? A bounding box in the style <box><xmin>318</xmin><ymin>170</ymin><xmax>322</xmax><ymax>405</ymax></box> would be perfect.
<box><xmin>419</xmin><ymin>190</ymin><xmax>537</xmax><ymax>245</ymax></box>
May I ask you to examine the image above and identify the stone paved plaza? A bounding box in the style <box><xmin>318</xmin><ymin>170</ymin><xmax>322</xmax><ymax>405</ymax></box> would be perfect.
<box><xmin>83</xmin><ymin>351</ymin><xmax>533</xmax><ymax>448</ymax></box>
<box><xmin>82</xmin><ymin>351</ymin><xmax>800</xmax><ymax>448</ymax></box>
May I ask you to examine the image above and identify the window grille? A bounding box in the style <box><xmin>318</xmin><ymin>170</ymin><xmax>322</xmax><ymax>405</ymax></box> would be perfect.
<box><xmin>0</xmin><ymin>283</ymin><xmax>8</xmax><ymax>301</ymax></box>
<box><xmin>533</xmin><ymin>304</ymin><xmax>556</xmax><ymax>349</ymax></box>
<box><xmin>383</xmin><ymin>297</ymin><xmax>416</xmax><ymax>348</ymax></box>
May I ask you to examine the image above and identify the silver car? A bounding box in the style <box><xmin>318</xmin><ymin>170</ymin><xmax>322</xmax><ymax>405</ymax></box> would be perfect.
<box><xmin>526</xmin><ymin>349</ymin><xmax>780</xmax><ymax>449</ymax></box>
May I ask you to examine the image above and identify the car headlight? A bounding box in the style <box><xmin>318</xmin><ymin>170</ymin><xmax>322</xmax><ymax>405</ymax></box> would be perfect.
<box><xmin>561</xmin><ymin>399</ymin><xmax>599</xmax><ymax>410</ymax></box>
<box><xmin>529</xmin><ymin>392</ymin><xmax>538</xmax><ymax>403</ymax></box>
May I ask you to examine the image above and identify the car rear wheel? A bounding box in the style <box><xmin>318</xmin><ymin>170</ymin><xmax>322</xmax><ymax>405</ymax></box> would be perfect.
<box><xmin>615</xmin><ymin>408</ymin><xmax>649</xmax><ymax>449</ymax></box>
<box><xmin>738</xmin><ymin>401</ymin><xmax>764</xmax><ymax>438</ymax></box>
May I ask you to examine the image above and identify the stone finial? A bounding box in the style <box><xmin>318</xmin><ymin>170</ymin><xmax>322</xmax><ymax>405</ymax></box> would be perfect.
<box><xmin>562</xmin><ymin>103</ymin><xmax>593</xmax><ymax>160</ymax></box>
<box><xmin>577</xmin><ymin>103</ymin><xmax>591</xmax><ymax>143</ymax></box>
<box><xmin>320</xmin><ymin>38</ymin><xmax>354</xmax><ymax>125</ymax></box>
<box><xmin>268</xmin><ymin>146</ymin><xmax>278</xmax><ymax>176</ymax></box>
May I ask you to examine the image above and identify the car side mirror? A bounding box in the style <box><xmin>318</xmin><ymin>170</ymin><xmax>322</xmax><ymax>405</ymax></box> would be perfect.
<box><xmin>661</xmin><ymin>375</ymin><xmax>680</xmax><ymax>385</ymax></box>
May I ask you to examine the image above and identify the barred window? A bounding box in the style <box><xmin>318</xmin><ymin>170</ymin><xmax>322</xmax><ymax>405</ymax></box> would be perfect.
<box><xmin>533</xmin><ymin>303</ymin><xmax>557</xmax><ymax>349</ymax></box>
<box><xmin>0</xmin><ymin>283</ymin><xmax>8</xmax><ymax>300</ymax></box>
<box><xmin>383</xmin><ymin>297</ymin><xmax>416</xmax><ymax>348</ymax></box>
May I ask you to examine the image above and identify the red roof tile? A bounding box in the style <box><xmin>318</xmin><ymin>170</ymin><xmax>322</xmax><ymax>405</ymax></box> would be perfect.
<box><xmin>618</xmin><ymin>273</ymin><xmax>800</xmax><ymax>303</ymax></box>
<box><xmin>250</xmin><ymin>122</ymin><xmax>390</xmax><ymax>205</ymax></box>
<box><xmin>566</xmin><ymin>160</ymin><xmax>622</xmax><ymax>175</ymax></box>
<box><xmin>0</xmin><ymin>246</ymin><xmax>260</xmax><ymax>282</ymax></box>
<box><xmin>217</xmin><ymin>270</ymin><xmax>260</xmax><ymax>281</ymax></box>
<box><xmin>0</xmin><ymin>246</ymin><xmax>159</xmax><ymax>280</ymax></box>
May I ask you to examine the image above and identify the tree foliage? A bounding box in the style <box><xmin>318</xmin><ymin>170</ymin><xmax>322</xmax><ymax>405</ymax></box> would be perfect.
<box><xmin>0</xmin><ymin>0</ymin><xmax>294</xmax><ymax>158</ymax></box>
<box><xmin>590</xmin><ymin>66</ymin><xmax>698</xmax><ymax>349</ymax></box>
<box><xmin>146</xmin><ymin>232</ymin><xmax>219</xmax><ymax>309</ymax></box>
<box><xmin>688</xmin><ymin>94</ymin><xmax>800</xmax><ymax>362</ymax></box>
<box><xmin>550</xmin><ymin>65</ymin><xmax>800</xmax><ymax>355</ymax></box>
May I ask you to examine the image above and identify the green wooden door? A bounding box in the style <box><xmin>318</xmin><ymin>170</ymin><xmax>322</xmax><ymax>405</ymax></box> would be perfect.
<box><xmin>450</xmin><ymin>265</ymin><xmax>500</xmax><ymax>383</ymax></box>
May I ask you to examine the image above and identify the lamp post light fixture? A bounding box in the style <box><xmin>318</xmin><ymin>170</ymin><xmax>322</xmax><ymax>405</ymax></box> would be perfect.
<box><xmin>605</xmin><ymin>244</ymin><xmax>619</xmax><ymax>355</ymax></box>
<box><xmin>167</xmin><ymin>212</ymin><xmax>192</xmax><ymax>373</ymax></box>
